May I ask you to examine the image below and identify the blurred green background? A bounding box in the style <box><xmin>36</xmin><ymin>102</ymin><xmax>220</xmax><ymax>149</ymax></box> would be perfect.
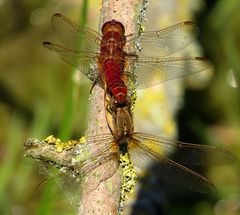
<box><xmin>0</xmin><ymin>0</ymin><xmax>239</xmax><ymax>215</ymax></box>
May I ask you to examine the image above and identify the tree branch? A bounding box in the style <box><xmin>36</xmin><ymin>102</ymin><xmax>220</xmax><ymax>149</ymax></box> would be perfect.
<box><xmin>81</xmin><ymin>1</ymin><xmax>144</xmax><ymax>214</ymax></box>
<box><xmin>80</xmin><ymin>1</ymin><xmax>146</xmax><ymax>215</ymax></box>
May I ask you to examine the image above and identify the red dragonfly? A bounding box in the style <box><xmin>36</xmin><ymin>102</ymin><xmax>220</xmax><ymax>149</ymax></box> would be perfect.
<box><xmin>43</xmin><ymin>13</ymin><xmax>211</xmax><ymax>104</ymax></box>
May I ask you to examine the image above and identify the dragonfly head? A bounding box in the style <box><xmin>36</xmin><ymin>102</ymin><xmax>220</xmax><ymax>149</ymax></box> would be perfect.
<box><xmin>101</xmin><ymin>19</ymin><xmax>125</xmax><ymax>36</ymax></box>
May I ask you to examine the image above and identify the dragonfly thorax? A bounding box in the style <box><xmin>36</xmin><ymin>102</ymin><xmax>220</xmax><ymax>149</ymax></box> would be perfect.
<box><xmin>115</xmin><ymin>106</ymin><xmax>134</xmax><ymax>138</ymax></box>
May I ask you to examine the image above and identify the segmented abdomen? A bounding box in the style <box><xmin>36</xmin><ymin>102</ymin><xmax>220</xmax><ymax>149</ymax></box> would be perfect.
<box><xmin>103</xmin><ymin>60</ymin><xmax>127</xmax><ymax>104</ymax></box>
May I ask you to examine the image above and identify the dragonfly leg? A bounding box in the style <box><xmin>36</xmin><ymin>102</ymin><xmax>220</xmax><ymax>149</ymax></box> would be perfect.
<box><xmin>90</xmin><ymin>75</ymin><xmax>101</xmax><ymax>94</ymax></box>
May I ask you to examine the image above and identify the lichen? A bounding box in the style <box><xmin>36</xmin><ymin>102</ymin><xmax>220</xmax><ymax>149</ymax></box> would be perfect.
<box><xmin>44</xmin><ymin>135</ymin><xmax>79</xmax><ymax>152</ymax></box>
<box><xmin>118</xmin><ymin>152</ymin><xmax>137</xmax><ymax>215</ymax></box>
<box><xmin>136</xmin><ymin>0</ymin><xmax>149</xmax><ymax>31</ymax></box>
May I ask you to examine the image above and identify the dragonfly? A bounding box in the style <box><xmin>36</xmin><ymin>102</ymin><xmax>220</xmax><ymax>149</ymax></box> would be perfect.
<box><xmin>24</xmin><ymin>93</ymin><xmax>235</xmax><ymax>208</ymax></box>
<box><xmin>104</xmin><ymin>93</ymin><xmax>235</xmax><ymax>192</ymax></box>
<box><xmin>43</xmin><ymin>13</ymin><xmax>211</xmax><ymax>105</ymax></box>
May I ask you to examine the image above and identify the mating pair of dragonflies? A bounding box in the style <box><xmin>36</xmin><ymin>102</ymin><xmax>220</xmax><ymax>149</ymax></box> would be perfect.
<box><xmin>25</xmin><ymin>13</ymin><xmax>235</xmax><ymax>204</ymax></box>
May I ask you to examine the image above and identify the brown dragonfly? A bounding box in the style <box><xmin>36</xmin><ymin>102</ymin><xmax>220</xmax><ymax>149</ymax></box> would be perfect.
<box><xmin>24</xmin><ymin>93</ymin><xmax>235</xmax><ymax>206</ymax></box>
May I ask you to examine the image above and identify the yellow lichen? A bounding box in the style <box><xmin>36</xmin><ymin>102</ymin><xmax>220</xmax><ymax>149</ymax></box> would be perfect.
<box><xmin>43</xmin><ymin>135</ymin><xmax>81</xmax><ymax>152</ymax></box>
<box><xmin>79</xmin><ymin>136</ymin><xmax>87</xmax><ymax>144</ymax></box>
<box><xmin>119</xmin><ymin>152</ymin><xmax>137</xmax><ymax>212</ymax></box>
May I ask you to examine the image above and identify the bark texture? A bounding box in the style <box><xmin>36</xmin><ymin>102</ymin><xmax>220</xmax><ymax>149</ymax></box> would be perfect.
<box><xmin>80</xmin><ymin>1</ymin><xmax>142</xmax><ymax>215</ymax></box>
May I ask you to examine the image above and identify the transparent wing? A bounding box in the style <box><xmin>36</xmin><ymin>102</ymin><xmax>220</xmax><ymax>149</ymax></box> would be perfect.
<box><xmin>126</xmin><ymin>57</ymin><xmax>211</xmax><ymax>89</ymax></box>
<box><xmin>25</xmin><ymin>134</ymin><xmax>119</xmax><ymax>203</ymax></box>
<box><xmin>129</xmin><ymin>144</ymin><xmax>214</xmax><ymax>193</ymax></box>
<box><xmin>132</xmin><ymin>132</ymin><xmax>235</xmax><ymax>166</ymax></box>
<box><xmin>76</xmin><ymin>134</ymin><xmax>118</xmax><ymax>176</ymax></box>
<box><xmin>34</xmin><ymin>169</ymin><xmax>83</xmax><ymax>207</ymax></box>
<box><xmin>51</xmin><ymin>13</ymin><xmax>102</xmax><ymax>53</ymax></box>
<box><xmin>128</xmin><ymin>132</ymin><xmax>235</xmax><ymax>193</ymax></box>
<box><xmin>43</xmin><ymin>42</ymin><xmax>100</xmax><ymax>84</ymax></box>
<box><xmin>126</xmin><ymin>21</ymin><xmax>198</xmax><ymax>58</ymax></box>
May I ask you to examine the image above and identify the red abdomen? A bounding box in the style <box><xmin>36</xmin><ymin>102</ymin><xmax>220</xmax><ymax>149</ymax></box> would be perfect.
<box><xmin>103</xmin><ymin>60</ymin><xmax>127</xmax><ymax>104</ymax></box>
<box><xmin>99</xmin><ymin>20</ymin><xmax>127</xmax><ymax>104</ymax></box>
